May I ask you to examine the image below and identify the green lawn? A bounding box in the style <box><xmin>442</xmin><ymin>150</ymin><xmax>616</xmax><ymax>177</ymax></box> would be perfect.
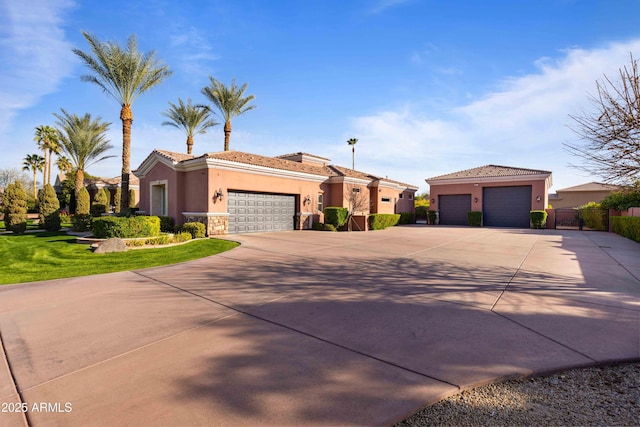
<box><xmin>0</xmin><ymin>232</ymin><xmax>239</xmax><ymax>285</ymax></box>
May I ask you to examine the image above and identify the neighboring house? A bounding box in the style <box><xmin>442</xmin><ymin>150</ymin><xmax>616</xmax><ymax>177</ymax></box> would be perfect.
<box><xmin>54</xmin><ymin>174</ymin><xmax>140</xmax><ymax>208</ymax></box>
<box><xmin>426</xmin><ymin>165</ymin><xmax>552</xmax><ymax>227</ymax></box>
<box><xmin>548</xmin><ymin>182</ymin><xmax>621</xmax><ymax>209</ymax></box>
<box><xmin>133</xmin><ymin>150</ymin><xmax>418</xmax><ymax>234</ymax></box>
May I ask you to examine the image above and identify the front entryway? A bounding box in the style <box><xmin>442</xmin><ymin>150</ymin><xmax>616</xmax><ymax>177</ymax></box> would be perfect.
<box><xmin>227</xmin><ymin>191</ymin><xmax>296</xmax><ymax>234</ymax></box>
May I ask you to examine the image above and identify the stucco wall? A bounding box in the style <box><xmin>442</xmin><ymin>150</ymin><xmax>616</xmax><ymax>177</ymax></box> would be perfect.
<box><xmin>551</xmin><ymin>190</ymin><xmax>615</xmax><ymax>209</ymax></box>
<box><xmin>430</xmin><ymin>179</ymin><xmax>549</xmax><ymax>214</ymax></box>
<box><xmin>138</xmin><ymin>162</ymin><xmax>180</xmax><ymax>218</ymax></box>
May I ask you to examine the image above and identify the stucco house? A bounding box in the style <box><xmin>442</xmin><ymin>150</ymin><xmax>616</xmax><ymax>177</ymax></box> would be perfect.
<box><xmin>133</xmin><ymin>150</ymin><xmax>418</xmax><ymax>234</ymax></box>
<box><xmin>426</xmin><ymin>165</ymin><xmax>552</xmax><ymax>227</ymax></box>
<box><xmin>548</xmin><ymin>182</ymin><xmax>621</xmax><ymax>209</ymax></box>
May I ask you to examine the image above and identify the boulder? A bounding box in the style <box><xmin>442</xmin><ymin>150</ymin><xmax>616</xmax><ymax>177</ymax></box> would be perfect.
<box><xmin>94</xmin><ymin>238</ymin><xmax>128</xmax><ymax>254</ymax></box>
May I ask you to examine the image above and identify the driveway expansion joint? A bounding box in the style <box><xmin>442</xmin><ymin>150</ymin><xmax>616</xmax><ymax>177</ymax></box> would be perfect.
<box><xmin>0</xmin><ymin>328</ymin><xmax>30</xmax><ymax>426</ymax></box>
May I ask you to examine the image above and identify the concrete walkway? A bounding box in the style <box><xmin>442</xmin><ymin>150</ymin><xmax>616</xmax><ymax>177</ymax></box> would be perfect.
<box><xmin>0</xmin><ymin>227</ymin><xmax>638</xmax><ymax>426</ymax></box>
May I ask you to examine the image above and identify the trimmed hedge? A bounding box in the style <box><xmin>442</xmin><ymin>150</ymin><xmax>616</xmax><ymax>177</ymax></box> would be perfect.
<box><xmin>72</xmin><ymin>214</ymin><xmax>92</xmax><ymax>232</ymax></box>
<box><xmin>3</xmin><ymin>182</ymin><xmax>28</xmax><ymax>234</ymax></box>
<box><xmin>312</xmin><ymin>222</ymin><xmax>337</xmax><ymax>231</ymax></box>
<box><xmin>173</xmin><ymin>231</ymin><xmax>193</xmax><ymax>243</ymax></box>
<box><xmin>368</xmin><ymin>213</ymin><xmax>401</xmax><ymax>230</ymax></box>
<box><xmin>159</xmin><ymin>216</ymin><xmax>174</xmax><ymax>232</ymax></box>
<box><xmin>92</xmin><ymin>216</ymin><xmax>161</xmax><ymax>238</ymax></box>
<box><xmin>181</xmin><ymin>222</ymin><xmax>206</xmax><ymax>238</ymax></box>
<box><xmin>467</xmin><ymin>211</ymin><xmax>482</xmax><ymax>227</ymax></box>
<box><xmin>415</xmin><ymin>205</ymin><xmax>427</xmax><ymax>221</ymax></box>
<box><xmin>611</xmin><ymin>216</ymin><xmax>640</xmax><ymax>243</ymax></box>
<box><xmin>399</xmin><ymin>212</ymin><xmax>415</xmax><ymax>224</ymax></box>
<box><xmin>427</xmin><ymin>210</ymin><xmax>437</xmax><ymax>225</ymax></box>
<box><xmin>530</xmin><ymin>210</ymin><xmax>548</xmax><ymax>229</ymax></box>
<box><xmin>324</xmin><ymin>207</ymin><xmax>348</xmax><ymax>228</ymax></box>
<box><xmin>38</xmin><ymin>184</ymin><xmax>61</xmax><ymax>231</ymax></box>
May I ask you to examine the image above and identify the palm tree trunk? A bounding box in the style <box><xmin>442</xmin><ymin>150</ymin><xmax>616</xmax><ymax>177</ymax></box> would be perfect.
<box><xmin>75</xmin><ymin>169</ymin><xmax>84</xmax><ymax>197</ymax></box>
<box><xmin>42</xmin><ymin>149</ymin><xmax>48</xmax><ymax>187</ymax></box>
<box><xmin>352</xmin><ymin>146</ymin><xmax>355</xmax><ymax>170</ymax></box>
<box><xmin>120</xmin><ymin>105</ymin><xmax>133</xmax><ymax>211</ymax></box>
<box><xmin>32</xmin><ymin>170</ymin><xmax>37</xmax><ymax>201</ymax></box>
<box><xmin>224</xmin><ymin>121</ymin><xmax>232</xmax><ymax>151</ymax></box>
<box><xmin>186</xmin><ymin>135</ymin><xmax>194</xmax><ymax>154</ymax></box>
<box><xmin>47</xmin><ymin>148</ymin><xmax>53</xmax><ymax>185</ymax></box>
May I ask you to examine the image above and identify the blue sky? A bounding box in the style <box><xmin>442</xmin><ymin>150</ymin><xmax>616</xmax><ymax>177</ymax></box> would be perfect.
<box><xmin>2</xmin><ymin>0</ymin><xmax>640</xmax><ymax>194</ymax></box>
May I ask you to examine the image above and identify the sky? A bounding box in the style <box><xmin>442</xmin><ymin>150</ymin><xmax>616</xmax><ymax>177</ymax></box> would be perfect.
<box><xmin>2</xmin><ymin>0</ymin><xmax>640</xmax><ymax>194</ymax></box>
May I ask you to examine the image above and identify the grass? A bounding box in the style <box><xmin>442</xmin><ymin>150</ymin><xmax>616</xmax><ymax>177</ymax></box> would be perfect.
<box><xmin>0</xmin><ymin>232</ymin><xmax>239</xmax><ymax>285</ymax></box>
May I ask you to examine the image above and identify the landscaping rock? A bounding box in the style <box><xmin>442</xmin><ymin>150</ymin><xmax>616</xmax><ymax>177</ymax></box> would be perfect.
<box><xmin>93</xmin><ymin>238</ymin><xmax>127</xmax><ymax>253</ymax></box>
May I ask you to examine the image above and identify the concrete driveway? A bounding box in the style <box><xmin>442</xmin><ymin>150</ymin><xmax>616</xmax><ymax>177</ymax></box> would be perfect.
<box><xmin>0</xmin><ymin>226</ymin><xmax>638</xmax><ymax>426</ymax></box>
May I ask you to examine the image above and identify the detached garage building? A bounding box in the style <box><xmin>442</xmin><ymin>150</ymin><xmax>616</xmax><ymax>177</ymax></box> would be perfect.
<box><xmin>426</xmin><ymin>165</ymin><xmax>552</xmax><ymax>228</ymax></box>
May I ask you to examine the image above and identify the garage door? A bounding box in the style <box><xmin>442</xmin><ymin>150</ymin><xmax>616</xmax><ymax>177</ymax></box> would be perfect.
<box><xmin>228</xmin><ymin>191</ymin><xmax>296</xmax><ymax>234</ymax></box>
<box><xmin>483</xmin><ymin>186</ymin><xmax>532</xmax><ymax>228</ymax></box>
<box><xmin>439</xmin><ymin>194</ymin><xmax>471</xmax><ymax>225</ymax></box>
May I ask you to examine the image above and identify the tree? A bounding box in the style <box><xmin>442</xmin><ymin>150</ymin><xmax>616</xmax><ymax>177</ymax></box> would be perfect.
<box><xmin>56</xmin><ymin>155</ymin><xmax>73</xmax><ymax>175</ymax></box>
<box><xmin>567</xmin><ymin>53</ymin><xmax>640</xmax><ymax>183</ymax></box>
<box><xmin>54</xmin><ymin>109</ymin><xmax>114</xmax><ymax>196</ymax></box>
<box><xmin>201</xmin><ymin>76</ymin><xmax>256</xmax><ymax>151</ymax></box>
<box><xmin>0</xmin><ymin>167</ymin><xmax>32</xmax><ymax>191</ymax></box>
<box><xmin>91</xmin><ymin>187</ymin><xmax>109</xmax><ymax>217</ymax></box>
<box><xmin>344</xmin><ymin>183</ymin><xmax>369</xmax><ymax>231</ymax></box>
<box><xmin>38</xmin><ymin>184</ymin><xmax>61</xmax><ymax>231</ymax></box>
<box><xmin>22</xmin><ymin>154</ymin><xmax>45</xmax><ymax>201</ymax></box>
<box><xmin>73</xmin><ymin>31</ymin><xmax>172</xmax><ymax>211</ymax></box>
<box><xmin>3</xmin><ymin>182</ymin><xmax>28</xmax><ymax>234</ymax></box>
<box><xmin>114</xmin><ymin>187</ymin><xmax>121</xmax><ymax>213</ymax></box>
<box><xmin>162</xmin><ymin>98</ymin><xmax>218</xmax><ymax>154</ymax></box>
<box><xmin>347</xmin><ymin>138</ymin><xmax>358</xmax><ymax>170</ymax></box>
<box><xmin>72</xmin><ymin>186</ymin><xmax>92</xmax><ymax>232</ymax></box>
<box><xmin>34</xmin><ymin>125</ymin><xmax>59</xmax><ymax>185</ymax></box>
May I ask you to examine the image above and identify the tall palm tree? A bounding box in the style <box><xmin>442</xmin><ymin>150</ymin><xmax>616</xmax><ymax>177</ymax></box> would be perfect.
<box><xmin>201</xmin><ymin>76</ymin><xmax>256</xmax><ymax>151</ymax></box>
<box><xmin>56</xmin><ymin>155</ymin><xmax>73</xmax><ymax>175</ymax></box>
<box><xmin>22</xmin><ymin>154</ymin><xmax>45</xmax><ymax>201</ymax></box>
<box><xmin>161</xmin><ymin>98</ymin><xmax>218</xmax><ymax>154</ymax></box>
<box><xmin>73</xmin><ymin>31</ymin><xmax>172</xmax><ymax>210</ymax></box>
<box><xmin>347</xmin><ymin>138</ymin><xmax>358</xmax><ymax>170</ymax></box>
<box><xmin>34</xmin><ymin>125</ymin><xmax>59</xmax><ymax>185</ymax></box>
<box><xmin>54</xmin><ymin>109</ymin><xmax>114</xmax><ymax>195</ymax></box>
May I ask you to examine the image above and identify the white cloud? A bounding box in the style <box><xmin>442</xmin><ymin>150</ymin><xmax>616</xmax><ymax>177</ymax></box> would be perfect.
<box><xmin>168</xmin><ymin>26</ymin><xmax>219</xmax><ymax>78</ymax></box>
<box><xmin>0</xmin><ymin>0</ymin><xmax>76</xmax><ymax>134</ymax></box>
<box><xmin>342</xmin><ymin>40</ymin><xmax>640</xmax><ymax>192</ymax></box>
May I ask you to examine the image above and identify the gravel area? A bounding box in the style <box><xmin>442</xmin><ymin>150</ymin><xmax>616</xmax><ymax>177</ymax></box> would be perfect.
<box><xmin>396</xmin><ymin>362</ymin><xmax>640</xmax><ymax>426</ymax></box>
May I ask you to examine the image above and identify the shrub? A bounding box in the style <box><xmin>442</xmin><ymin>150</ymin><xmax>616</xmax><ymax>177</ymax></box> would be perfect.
<box><xmin>530</xmin><ymin>210</ymin><xmax>548</xmax><ymax>229</ymax></box>
<box><xmin>324</xmin><ymin>207</ymin><xmax>348</xmax><ymax>229</ymax></box>
<box><xmin>91</xmin><ymin>187</ymin><xmax>109</xmax><ymax>217</ymax></box>
<box><xmin>92</xmin><ymin>216</ymin><xmax>161</xmax><ymax>238</ymax></box>
<box><xmin>399</xmin><ymin>212</ymin><xmax>415</xmax><ymax>224</ymax></box>
<box><xmin>611</xmin><ymin>216</ymin><xmax>640</xmax><ymax>243</ymax></box>
<box><xmin>427</xmin><ymin>210</ymin><xmax>437</xmax><ymax>225</ymax></box>
<box><xmin>145</xmin><ymin>234</ymin><xmax>171</xmax><ymax>245</ymax></box>
<box><xmin>159</xmin><ymin>216</ymin><xmax>174</xmax><ymax>232</ymax></box>
<box><xmin>368</xmin><ymin>213</ymin><xmax>401</xmax><ymax>230</ymax></box>
<box><xmin>129</xmin><ymin>189</ymin><xmax>137</xmax><ymax>208</ymax></box>
<box><xmin>172</xmin><ymin>231</ymin><xmax>193</xmax><ymax>243</ymax></box>
<box><xmin>415</xmin><ymin>205</ymin><xmax>427</xmax><ymax>221</ymax></box>
<box><xmin>600</xmin><ymin>188</ymin><xmax>640</xmax><ymax>210</ymax></box>
<box><xmin>114</xmin><ymin>187</ymin><xmax>121</xmax><ymax>213</ymax></box>
<box><xmin>76</xmin><ymin>187</ymin><xmax>90</xmax><ymax>215</ymax></box>
<box><xmin>312</xmin><ymin>222</ymin><xmax>337</xmax><ymax>231</ymax></box>
<box><xmin>38</xmin><ymin>184</ymin><xmax>61</xmax><ymax>231</ymax></box>
<box><xmin>467</xmin><ymin>211</ymin><xmax>482</xmax><ymax>226</ymax></box>
<box><xmin>3</xmin><ymin>182</ymin><xmax>28</xmax><ymax>234</ymax></box>
<box><xmin>125</xmin><ymin>238</ymin><xmax>146</xmax><ymax>247</ymax></box>
<box><xmin>180</xmin><ymin>221</ymin><xmax>206</xmax><ymax>238</ymax></box>
<box><xmin>59</xmin><ymin>212</ymin><xmax>72</xmax><ymax>226</ymax></box>
<box><xmin>578</xmin><ymin>202</ymin><xmax>607</xmax><ymax>231</ymax></box>
<box><xmin>72</xmin><ymin>214</ymin><xmax>92</xmax><ymax>232</ymax></box>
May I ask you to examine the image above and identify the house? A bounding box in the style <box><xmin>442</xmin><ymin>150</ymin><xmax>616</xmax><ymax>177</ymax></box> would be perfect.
<box><xmin>54</xmin><ymin>174</ymin><xmax>140</xmax><ymax>209</ymax></box>
<box><xmin>426</xmin><ymin>165</ymin><xmax>552</xmax><ymax>227</ymax></box>
<box><xmin>133</xmin><ymin>150</ymin><xmax>418</xmax><ymax>234</ymax></box>
<box><xmin>548</xmin><ymin>182</ymin><xmax>621</xmax><ymax>209</ymax></box>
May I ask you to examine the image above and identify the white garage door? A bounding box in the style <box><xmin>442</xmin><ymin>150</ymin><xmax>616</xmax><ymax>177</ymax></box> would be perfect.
<box><xmin>227</xmin><ymin>191</ymin><xmax>296</xmax><ymax>234</ymax></box>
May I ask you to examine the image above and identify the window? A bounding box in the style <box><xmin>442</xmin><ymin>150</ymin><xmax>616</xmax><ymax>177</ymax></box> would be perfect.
<box><xmin>409</xmin><ymin>194</ymin><xmax>413</xmax><ymax>200</ymax></box>
<box><xmin>381</xmin><ymin>197</ymin><xmax>391</xmax><ymax>203</ymax></box>
<box><xmin>399</xmin><ymin>193</ymin><xmax>404</xmax><ymax>199</ymax></box>
<box><xmin>352</xmin><ymin>187</ymin><xmax>360</xmax><ymax>193</ymax></box>
<box><xmin>317</xmin><ymin>193</ymin><xmax>323</xmax><ymax>212</ymax></box>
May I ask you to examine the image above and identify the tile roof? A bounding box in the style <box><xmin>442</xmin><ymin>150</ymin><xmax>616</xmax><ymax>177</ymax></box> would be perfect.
<box><xmin>275</xmin><ymin>152</ymin><xmax>331</xmax><ymax>161</ymax></box>
<box><xmin>155</xmin><ymin>149</ymin><xmax>197</xmax><ymax>163</ymax></box>
<box><xmin>556</xmin><ymin>182</ymin><xmax>621</xmax><ymax>192</ymax></box>
<box><xmin>428</xmin><ymin>164</ymin><xmax>551</xmax><ymax>181</ymax></box>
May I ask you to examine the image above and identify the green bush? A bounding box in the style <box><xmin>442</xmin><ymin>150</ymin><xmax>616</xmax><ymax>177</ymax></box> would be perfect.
<box><xmin>38</xmin><ymin>184</ymin><xmax>61</xmax><ymax>231</ymax></box>
<box><xmin>530</xmin><ymin>210</ymin><xmax>548</xmax><ymax>229</ymax></box>
<box><xmin>312</xmin><ymin>222</ymin><xmax>337</xmax><ymax>231</ymax></box>
<box><xmin>399</xmin><ymin>212</ymin><xmax>415</xmax><ymax>224</ymax></box>
<box><xmin>92</xmin><ymin>216</ymin><xmax>161</xmax><ymax>238</ymax></box>
<box><xmin>129</xmin><ymin>189</ymin><xmax>136</xmax><ymax>208</ymax></box>
<box><xmin>145</xmin><ymin>234</ymin><xmax>171</xmax><ymax>245</ymax></box>
<box><xmin>173</xmin><ymin>232</ymin><xmax>193</xmax><ymax>243</ymax></box>
<box><xmin>368</xmin><ymin>213</ymin><xmax>401</xmax><ymax>230</ymax></box>
<box><xmin>324</xmin><ymin>207</ymin><xmax>348</xmax><ymax>228</ymax></box>
<box><xmin>76</xmin><ymin>187</ymin><xmax>90</xmax><ymax>215</ymax></box>
<box><xmin>427</xmin><ymin>210</ymin><xmax>437</xmax><ymax>225</ymax></box>
<box><xmin>181</xmin><ymin>221</ymin><xmax>206</xmax><ymax>238</ymax></box>
<box><xmin>114</xmin><ymin>187</ymin><xmax>121</xmax><ymax>213</ymax></box>
<box><xmin>3</xmin><ymin>182</ymin><xmax>28</xmax><ymax>234</ymax></box>
<box><xmin>72</xmin><ymin>214</ymin><xmax>92</xmax><ymax>232</ymax></box>
<box><xmin>59</xmin><ymin>212</ymin><xmax>72</xmax><ymax>226</ymax></box>
<box><xmin>159</xmin><ymin>216</ymin><xmax>174</xmax><ymax>232</ymax></box>
<box><xmin>601</xmin><ymin>188</ymin><xmax>640</xmax><ymax>210</ymax></box>
<box><xmin>578</xmin><ymin>202</ymin><xmax>607</xmax><ymax>231</ymax></box>
<box><xmin>467</xmin><ymin>211</ymin><xmax>482</xmax><ymax>227</ymax></box>
<box><xmin>611</xmin><ymin>216</ymin><xmax>640</xmax><ymax>243</ymax></box>
<box><xmin>415</xmin><ymin>205</ymin><xmax>427</xmax><ymax>221</ymax></box>
<box><xmin>91</xmin><ymin>187</ymin><xmax>109</xmax><ymax>217</ymax></box>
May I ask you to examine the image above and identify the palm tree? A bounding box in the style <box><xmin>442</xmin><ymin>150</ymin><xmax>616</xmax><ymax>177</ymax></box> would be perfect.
<box><xmin>54</xmin><ymin>109</ymin><xmax>114</xmax><ymax>196</ymax></box>
<box><xmin>34</xmin><ymin>125</ymin><xmax>59</xmax><ymax>185</ymax></box>
<box><xmin>22</xmin><ymin>154</ymin><xmax>45</xmax><ymax>201</ymax></box>
<box><xmin>56</xmin><ymin>155</ymin><xmax>73</xmax><ymax>175</ymax></box>
<box><xmin>161</xmin><ymin>98</ymin><xmax>218</xmax><ymax>154</ymax></box>
<box><xmin>73</xmin><ymin>31</ymin><xmax>172</xmax><ymax>210</ymax></box>
<box><xmin>347</xmin><ymin>138</ymin><xmax>358</xmax><ymax>170</ymax></box>
<box><xmin>201</xmin><ymin>76</ymin><xmax>256</xmax><ymax>151</ymax></box>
